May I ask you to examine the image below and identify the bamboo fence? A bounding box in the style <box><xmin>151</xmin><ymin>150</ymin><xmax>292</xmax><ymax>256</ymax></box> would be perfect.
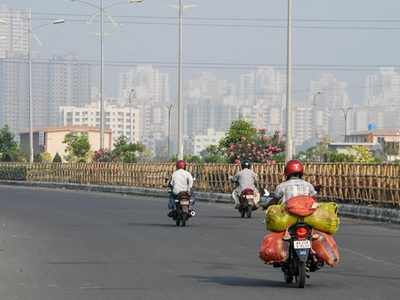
<box><xmin>0</xmin><ymin>162</ymin><xmax>399</xmax><ymax>208</ymax></box>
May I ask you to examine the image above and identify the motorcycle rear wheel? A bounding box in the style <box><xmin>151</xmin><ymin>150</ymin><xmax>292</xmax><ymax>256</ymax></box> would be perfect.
<box><xmin>240</xmin><ymin>209</ymin><xmax>246</xmax><ymax>218</ymax></box>
<box><xmin>284</xmin><ymin>272</ymin><xmax>294</xmax><ymax>284</ymax></box>
<box><xmin>246</xmin><ymin>207</ymin><xmax>252</xmax><ymax>218</ymax></box>
<box><xmin>176</xmin><ymin>218</ymin><xmax>181</xmax><ymax>227</ymax></box>
<box><xmin>296</xmin><ymin>261</ymin><xmax>306</xmax><ymax>288</ymax></box>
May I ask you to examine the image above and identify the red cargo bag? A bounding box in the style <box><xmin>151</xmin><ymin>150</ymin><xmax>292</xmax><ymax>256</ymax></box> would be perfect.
<box><xmin>312</xmin><ymin>230</ymin><xmax>340</xmax><ymax>267</ymax></box>
<box><xmin>259</xmin><ymin>232</ymin><xmax>289</xmax><ymax>263</ymax></box>
<box><xmin>286</xmin><ymin>195</ymin><xmax>318</xmax><ymax>217</ymax></box>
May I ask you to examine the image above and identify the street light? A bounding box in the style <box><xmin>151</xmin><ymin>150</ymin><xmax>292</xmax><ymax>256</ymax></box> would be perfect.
<box><xmin>171</xmin><ymin>1</ymin><xmax>196</xmax><ymax>160</ymax></box>
<box><xmin>340</xmin><ymin>107</ymin><xmax>353</xmax><ymax>142</ymax></box>
<box><xmin>285</xmin><ymin>0</ymin><xmax>293</xmax><ymax>161</ymax></box>
<box><xmin>312</xmin><ymin>92</ymin><xmax>322</xmax><ymax>141</ymax></box>
<box><xmin>27</xmin><ymin>16</ymin><xmax>65</xmax><ymax>163</ymax></box>
<box><xmin>166</xmin><ymin>104</ymin><xmax>174</xmax><ymax>159</ymax></box>
<box><xmin>70</xmin><ymin>0</ymin><xmax>144</xmax><ymax>150</ymax></box>
<box><xmin>128</xmin><ymin>89</ymin><xmax>136</xmax><ymax>143</ymax></box>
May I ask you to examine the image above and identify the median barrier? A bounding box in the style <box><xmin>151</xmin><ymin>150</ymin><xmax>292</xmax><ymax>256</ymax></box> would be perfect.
<box><xmin>0</xmin><ymin>162</ymin><xmax>400</xmax><ymax>208</ymax></box>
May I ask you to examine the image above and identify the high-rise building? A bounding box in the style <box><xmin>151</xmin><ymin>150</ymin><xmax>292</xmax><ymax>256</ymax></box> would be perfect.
<box><xmin>118</xmin><ymin>65</ymin><xmax>170</xmax><ymax>103</ymax></box>
<box><xmin>0</xmin><ymin>5</ymin><xmax>30</xmax><ymax>59</ymax></box>
<box><xmin>239</xmin><ymin>67</ymin><xmax>285</xmax><ymax>106</ymax></box>
<box><xmin>310</xmin><ymin>73</ymin><xmax>349</xmax><ymax>110</ymax></box>
<box><xmin>365</xmin><ymin>68</ymin><xmax>400</xmax><ymax>107</ymax></box>
<box><xmin>0</xmin><ymin>56</ymin><xmax>93</xmax><ymax>134</ymax></box>
<box><xmin>59</xmin><ymin>102</ymin><xmax>140</xmax><ymax>144</ymax></box>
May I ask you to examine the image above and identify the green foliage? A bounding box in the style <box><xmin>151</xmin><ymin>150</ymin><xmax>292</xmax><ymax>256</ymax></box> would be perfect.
<box><xmin>53</xmin><ymin>152</ymin><xmax>62</xmax><ymax>163</ymax></box>
<box><xmin>219</xmin><ymin>120</ymin><xmax>258</xmax><ymax>149</ymax></box>
<box><xmin>63</xmin><ymin>133</ymin><xmax>91</xmax><ymax>163</ymax></box>
<box><xmin>200</xmin><ymin>145</ymin><xmax>228</xmax><ymax>163</ymax></box>
<box><xmin>111</xmin><ymin>136</ymin><xmax>146</xmax><ymax>163</ymax></box>
<box><xmin>0</xmin><ymin>125</ymin><xmax>25</xmax><ymax>162</ymax></box>
<box><xmin>349</xmin><ymin>145</ymin><xmax>379</xmax><ymax>163</ymax></box>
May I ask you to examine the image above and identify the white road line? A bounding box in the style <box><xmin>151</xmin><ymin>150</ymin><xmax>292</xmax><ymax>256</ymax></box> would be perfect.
<box><xmin>341</xmin><ymin>247</ymin><xmax>400</xmax><ymax>269</ymax></box>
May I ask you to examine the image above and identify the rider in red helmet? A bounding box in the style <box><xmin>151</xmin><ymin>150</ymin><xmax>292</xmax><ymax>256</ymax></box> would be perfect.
<box><xmin>168</xmin><ymin>160</ymin><xmax>195</xmax><ymax>217</ymax></box>
<box><xmin>260</xmin><ymin>160</ymin><xmax>316</xmax><ymax>208</ymax></box>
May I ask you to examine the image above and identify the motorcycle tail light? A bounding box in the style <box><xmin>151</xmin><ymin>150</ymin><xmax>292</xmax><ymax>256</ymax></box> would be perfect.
<box><xmin>295</xmin><ymin>227</ymin><xmax>309</xmax><ymax>240</ymax></box>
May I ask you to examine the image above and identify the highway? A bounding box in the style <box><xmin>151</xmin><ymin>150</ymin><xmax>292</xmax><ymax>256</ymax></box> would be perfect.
<box><xmin>0</xmin><ymin>185</ymin><xmax>399</xmax><ymax>300</ymax></box>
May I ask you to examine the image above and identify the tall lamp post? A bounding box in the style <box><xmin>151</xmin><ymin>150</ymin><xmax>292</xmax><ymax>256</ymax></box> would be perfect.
<box><xmin>177</xmin><ymin>0</ymin><xmax>184</xmax><ymax>160</ymax></box>
<box><xmin>285</xmin><ymin>0</ymin><xmax>293</xmax><ymax>161</ymax></box>
<box><xmin>312</xmin><ymin>91</ymin><xmax>322</xmax><ymax>141</ymax></box>
<box><xmin>340</xmin><ymin>107</ymin><xmax>353</xmax><ymax>142</ymax></box>
<box><xmin>166</xmin><ymin>104</ymin><xmax>174</xmax><ymax>159</ymax></box>
<box><xmin>70</xmin><ymin>0</ymin><xmax>144</xmax><ymax>150</ymax></box>
<box><xmin>27</xmin><ymin>15</ymin><xmax>65</xmax><ymax>163</ymax></box>
<box><xmin>128</xmin><ymin>89</ymin><xmax>136</xmax><ymax>143</ymax></box>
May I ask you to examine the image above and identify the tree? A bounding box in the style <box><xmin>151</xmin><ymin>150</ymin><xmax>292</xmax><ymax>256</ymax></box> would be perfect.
<box><xmin>219</xmin><ymin>120</ymin><xmax>258</xmax><ymax>150</ymax></box>
<box><xmin>200</xmin><ymin>145</ymin><xmax>227</xmax><ymax>163</ymax></box>
<box><xmin>53</xmin><ymin>153</ymin><xmax>62</xmax><ymax>163</ymax></box>
<box><xmin>220</xmin><ymin>121</ymin><xmax>284</xmax><ymax>163</ymax></box>
<box><xmin>112</xmin><ymin>136</ymin><xmax>146</xmax><ymax>163</ymax></box>
<box><xmin>63</xmin><ymin>133</ymin><xmax>91</xmax><ymax>163</ymax></box>
<box><xmin>0</xmin><ymin>125</ymin><xmax>24</xmax><ymax>162</ymax></box>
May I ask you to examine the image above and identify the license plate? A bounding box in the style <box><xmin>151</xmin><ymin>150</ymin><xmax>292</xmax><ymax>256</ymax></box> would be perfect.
<box><xmin>293</xmin><ymin>240</ymin><xmax>311</xmax><ymax>249</ymax></box>
<box><xmin>180</xmin><ymin>201</ymin><xmax>190</xmax><ymax>205</ymax></box>
<box><xmin>245</xmin><ymin>195</ymin><xmax>254</xmax><ymax>199</ymax></box>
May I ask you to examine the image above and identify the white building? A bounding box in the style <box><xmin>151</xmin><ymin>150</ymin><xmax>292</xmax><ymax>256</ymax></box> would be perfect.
<box><xmin>0</xmin><ymin>5</ymin><xmax>29</xmax><ymax>58</ymax></box>
<box><xmin>365</xmin><ymin>68</ymin><xmax>400</xmax><ymax>106</ymax></box>
<box><xmin>119</xmin><ymin>65</ymin><xmax>170</xmax><ymax>103</ymax></box>
<box><xmin>192</xmin><ymin>128</ymin><xmax>225</xmax><ymax>156</ymax></box>
<box><xmin>59</xmin><ymin>102</ymin><xmax>140</xmax><ymax>145</ymax></box>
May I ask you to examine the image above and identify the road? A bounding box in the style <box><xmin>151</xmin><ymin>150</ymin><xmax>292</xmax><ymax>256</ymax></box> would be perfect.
<box><xmin>0</xmin><ymin>185</ymin><xmax>399</xmax><ymax>300</ymax></box>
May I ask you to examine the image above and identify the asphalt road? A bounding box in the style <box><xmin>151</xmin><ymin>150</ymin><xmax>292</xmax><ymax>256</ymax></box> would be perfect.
<box><xmin>0</xmin><ymin>185</ymin><xmax>399</xmax><ymax>300</ymax></box>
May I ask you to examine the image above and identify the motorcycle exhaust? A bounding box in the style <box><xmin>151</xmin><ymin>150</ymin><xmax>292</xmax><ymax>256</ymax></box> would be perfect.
<box><xmin>190</xmin><ymin>211</ymin><xmax>196</xmax><ymax>217</ymax></box>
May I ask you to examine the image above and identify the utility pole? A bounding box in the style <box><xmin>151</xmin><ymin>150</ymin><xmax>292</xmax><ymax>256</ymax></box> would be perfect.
<box><xmin>28</xmin><ymin>9</ymin><xmax>34</xmax><ymax>163</ymax></box>
<box><xmin>129</xmin><ymin>89</ymin><xmax>136</xmax><ymax>143</ymax></box>
<box><xmin>99</xmin><ymin>0</ymin><xmax>105</xmax><ymax>150</ymax></box>
<box><xmin>167</xmin><ymin>104</ymin><xmax>174</xmax><ymax>159</ymax></box>
<box><xmin>341</xmin><ymin>107</ymin><xmax>353</xmax><ymax>142</ymax></box>
<box><xmin>177</xmin><ymin>0</ymin><xmax>184</xmax><ymax>160</ymax></box>
<box><xmin>285</xmin><ymin>0</ymin><xmax>293</xmax><ymax>161</ymax></box>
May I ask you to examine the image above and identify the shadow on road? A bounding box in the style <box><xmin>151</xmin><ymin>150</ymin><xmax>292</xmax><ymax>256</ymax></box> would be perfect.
<box><xmin>183</xmin><ymin>275</ymin><xmax>288</xmax><ymax>288</ymax></box>
<box><xmin>127</xmin><ymin>222</ymin><xmax>177</xmax><ymax>228</ymax></box>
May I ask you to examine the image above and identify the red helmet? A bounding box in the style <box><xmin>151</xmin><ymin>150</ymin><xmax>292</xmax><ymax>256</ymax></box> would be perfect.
<box><xmin>176</xmin><ymin>160</ymin><xmax>187</xmax><ymax>170</ymax></box>
<box><xmin>284</xmin><ymin>160</ymin><xmax>304</xmax><ymax>178</ymax></box>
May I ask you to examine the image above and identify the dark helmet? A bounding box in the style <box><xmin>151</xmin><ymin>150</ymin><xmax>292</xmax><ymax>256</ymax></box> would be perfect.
<box><xmin>284</xmin><ymin>159</ymin><xmax>304</xmax><ymax>178</ymax></box>
<box><xmin>241</xmin><ymin>160</ymin><xmax>252</xmax><ymax>169</ymax></box>
<box><xmin>176</xmin><ymin>160</ymin><xmax>187</xmax><ymax>170</ymax></box>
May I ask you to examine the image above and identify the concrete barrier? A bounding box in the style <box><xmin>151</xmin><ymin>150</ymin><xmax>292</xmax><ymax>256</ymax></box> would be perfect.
<box><xmin>1</xmin><ymin>180</ymin><xmax>399</xmax><ymax>224</ymax></box>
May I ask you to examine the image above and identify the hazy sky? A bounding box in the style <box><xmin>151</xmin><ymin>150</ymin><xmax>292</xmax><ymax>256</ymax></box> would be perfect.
<box><xmin>3</xmin><ymin>0</ymin><xmax>400</xmax><ymax>100</ymax></box>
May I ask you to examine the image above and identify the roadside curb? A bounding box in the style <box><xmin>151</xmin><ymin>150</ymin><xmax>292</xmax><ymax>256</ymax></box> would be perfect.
<box><xmin>1</xmin><ymin>180</ymin><xmax>399</xmax><ymax>224</ymax></box>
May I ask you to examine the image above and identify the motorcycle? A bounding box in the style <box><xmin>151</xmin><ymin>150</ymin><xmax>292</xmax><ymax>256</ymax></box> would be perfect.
<box><xmin>238</xmin><ymin>188</ymin><xmax>256</xmax><ymax>218</ymax></box>
<box><xmin>279</xmin><ymin>222</ymin><xmax>323</xmax><ymax>288</ymax></box>
<box><xmin>172</xmin><ymin>191</ymin><xmax>195</xmax><ymax>227</ymax></box>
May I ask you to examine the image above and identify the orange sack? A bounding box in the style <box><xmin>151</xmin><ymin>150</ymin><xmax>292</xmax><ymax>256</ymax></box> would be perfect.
<box><xmin>286</xmin><ymin>196</ymin><xmax>317</xmax><ymax>217</ymax></box>
<box><xmin>259</xmin><ymin>232</ymin><xmax>289</xmax><ymax>263</ymax></box>
<box><xmin>312</xmin><ymin>230</ymin><xmax>340</xmax><ymax>267</ymax></box>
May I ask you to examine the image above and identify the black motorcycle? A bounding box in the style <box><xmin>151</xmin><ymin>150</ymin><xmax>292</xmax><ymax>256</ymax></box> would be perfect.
<box><xmin>172</xmin><ymin>192</ymin><xmax>195</xmax><ymax>227</ymax></box>
<box><xmin>279</xmin><ymin>222</ymin><xmax>323</xmax><ymax>288</ymax></box>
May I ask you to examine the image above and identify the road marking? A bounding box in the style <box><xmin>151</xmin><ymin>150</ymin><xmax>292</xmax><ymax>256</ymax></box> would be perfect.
<box><xmin>342</xmin><ymin>247</ymin><xmax>400</xmax><ymax>269</ymax></box>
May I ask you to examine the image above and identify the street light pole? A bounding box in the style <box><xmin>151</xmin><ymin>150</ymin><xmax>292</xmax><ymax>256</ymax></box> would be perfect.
<box><xmin>26</xmin><ymin>14</ymin><xmax>65</xmax><ymax>163</ymax></box>
<box><xmin>99</xmin><ymin>0</ymin><xmax>105</xmax><ymax>149</ymax></box>
<box><xmin>285</xmin><ymin>0</ymin><xmax>293</xmax><ymax>161</ymax></box>
<box><xmin>28</xmin><ymin>9</ymin><xmax>34</xmax><ymax>163</ymax></box>
<box><xmin>177</xmin><ymin>0</ymin><xmax>184</xmax><ymax>160</ymax></box>
<box><xmin>312</xmin><ymin>91</ymin><xmax>322</xmax><ymax>142</ymax></box>
<box><xmin>341</xmin><ymin>107</ymin><xmax>353</xmax><ymax>142</ymax></box>
<box><xmin>167</xmin><ymin>104</ymin><xmax>174</xmax><ymax>159</ymax></box>
<box><xmin>128</xmin><ymin>89</ymin><xmax>136</xmax><ymax>143</ymax></box>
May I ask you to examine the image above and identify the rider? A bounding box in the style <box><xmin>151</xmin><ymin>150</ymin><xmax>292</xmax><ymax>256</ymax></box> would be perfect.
<box><xmin>231</xmin><ymin>160</ymin><xmax>260</xmax><ymax>209</ymax></box>
<box><xmin>168</xmin><ymin>160</ymin><xmax>194</xmax><ymax>217</ymax></box>
<box><xmin>261</xmin><ymin>159</ymin><xmax>316</xmax><ymax>208</ymax></box>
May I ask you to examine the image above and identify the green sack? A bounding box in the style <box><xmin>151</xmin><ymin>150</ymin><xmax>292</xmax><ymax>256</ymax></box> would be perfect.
<box><xmin>304</xmin><ymin>202</ymin><xmax>340</xmax><ymax>235</ymax></box>
<box><xmin>266</xmin><ymin>204</ymin><xmax>299</xmax><ymax>232</ymax></box>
